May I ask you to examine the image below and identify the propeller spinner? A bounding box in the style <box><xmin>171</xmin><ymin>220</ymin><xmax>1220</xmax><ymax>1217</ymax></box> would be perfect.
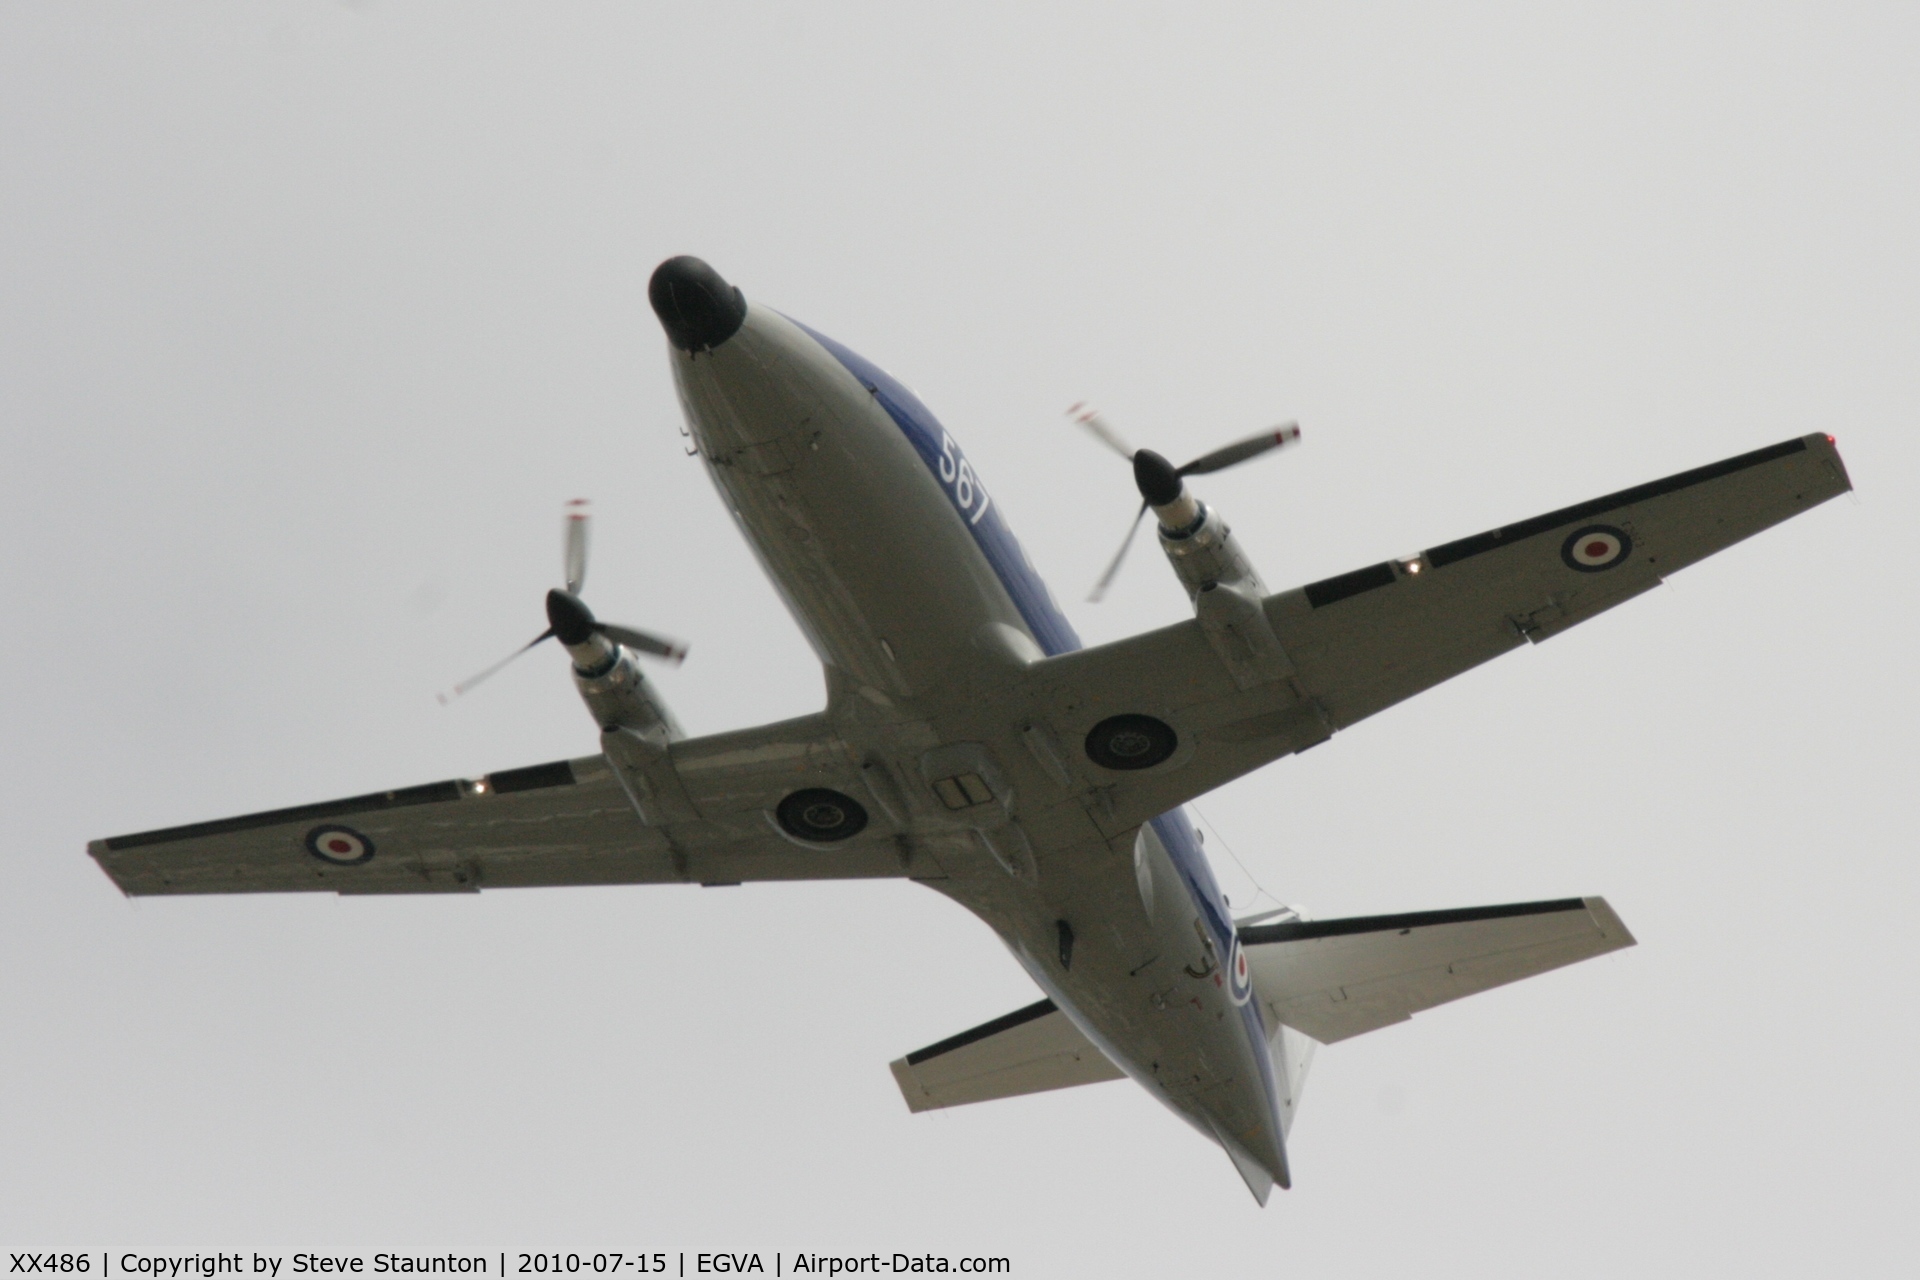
<box><xmin>1069</xmin><ymin>403</ymin><xmax>1301</xmax><ymax>602</ymax></box>
<box><xmin>437</xmin><ymin>501</ymin><xmax>687</xmax><ymax>705</ymax></box>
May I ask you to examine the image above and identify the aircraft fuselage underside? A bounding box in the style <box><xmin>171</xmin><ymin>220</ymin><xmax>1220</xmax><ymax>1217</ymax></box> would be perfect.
<box><xmin>670</xmin><ymin>304</ymin><xmax>1290</xmax><ymax>1183</ymax></box>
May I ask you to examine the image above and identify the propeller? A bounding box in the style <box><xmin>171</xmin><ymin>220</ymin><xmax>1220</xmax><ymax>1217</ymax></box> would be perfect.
<box><xmin>563</xmin><ymin>497</ymin><xmax>589</xmax><ymax>594</ymax></box>
<box><xmin>1068</xmin><ymin>403</ymin><xmax>1301</xmax><ymax>602</ymax></box>
<box><xmin>437</xmin><ymin>500</ymin><xmax>688</xmax><ymax>705</ymax></box>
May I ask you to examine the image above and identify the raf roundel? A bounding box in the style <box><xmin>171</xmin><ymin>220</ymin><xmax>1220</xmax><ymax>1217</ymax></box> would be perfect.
<box><xmin>1227</xmin><ymin>937</ymin><xmax>1253</xmax><ymax>1007</ymax></box>
<box><xmin>1561</xmin><ymin>524</ymin><xmax>1633</xmax><ymax>573</ymax></box>
<box><xmin>306</xmin><ymin>824</ymin><xmax>375</xmax><ymax>866</ymax></box>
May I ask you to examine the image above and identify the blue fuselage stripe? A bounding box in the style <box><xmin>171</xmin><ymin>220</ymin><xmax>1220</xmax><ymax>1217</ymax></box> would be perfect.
<box><xmin>794</xmin><ymin>317</ymin><xmax>1282</xmax><ymax>1149</ymax></box>
<box><xmin>789</xmin><ymin>319</ymin><xmax>1081</xmax><ymax>657</ymax></box>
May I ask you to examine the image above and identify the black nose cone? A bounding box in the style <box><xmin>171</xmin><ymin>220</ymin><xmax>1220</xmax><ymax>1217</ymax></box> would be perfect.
<box><xmin>648</xmin><ymin>256</ymin><xmax>747</xmax><ymax>352</ymax></box>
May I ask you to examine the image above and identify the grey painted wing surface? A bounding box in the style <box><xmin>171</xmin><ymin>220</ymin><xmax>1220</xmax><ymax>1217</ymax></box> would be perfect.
<box><xmin>1241</xmin><ymin>898</ymin><xmax>1636</xmax><ymax>1044</ymax></box>
<box><xmin>1019</xmin><ymin>434</ymin><xmax>1850</xmax><ymax>833</ymax></box>
<box><xmin>91</xmin><ymin>756</ymin><xmax>659</xmax><ymax>895</ymax></box>
<box><xmin>889</xmin><ymin>999</ymin><xmax>1127</xmax><ymax>1113</ymax></box>
<box><xmin>1274</xmin><ymin>432</ymin><xmax>1851</xmax><ymax>734</ymax></box>
<box><xmin>91</xmin><ymin>717</ymin><xmax>929</xmax><ymax>896</ymax></box>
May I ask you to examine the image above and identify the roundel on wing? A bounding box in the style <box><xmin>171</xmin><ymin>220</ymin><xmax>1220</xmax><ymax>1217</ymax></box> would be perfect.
<box><xmin>1561</xmin><ymin>524</ymin><xmax>1633</xmax><ymax>573</ymax></box>
<box><xmin>306</xmin><ymin>824</ymin><xmax>375</xmax><ymax>866</ymax></box>
<box><xmin>775</xmin><ymin>788</ymin><xmax>869</xmax><ymax>843</ymax></box>
<box><xmin>1227</xmin><ymin>936</ymin><xmax>1253</xmax><ymax>1006</ymax></box>
<box><xmin>1085</xmin><ymin>714</ymin><xmax>1178</xmax><ymax>771</ymax></box>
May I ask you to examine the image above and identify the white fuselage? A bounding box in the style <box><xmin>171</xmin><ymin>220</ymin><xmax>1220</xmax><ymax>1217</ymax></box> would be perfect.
<box><xmin>667</xmin><ymin>305</ymin><xmax>1293</xmax><ymax>1188</ymax></box>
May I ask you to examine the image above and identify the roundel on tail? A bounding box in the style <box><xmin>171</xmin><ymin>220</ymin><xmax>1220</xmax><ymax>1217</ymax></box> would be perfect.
<box><xmin>1227</xmin><ymin>936</ymin><xmax>1253</xmax><ymax>1006</ymax></box>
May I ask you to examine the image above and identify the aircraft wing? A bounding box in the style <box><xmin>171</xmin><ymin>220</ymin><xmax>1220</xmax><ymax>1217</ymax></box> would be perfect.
<box><xmin>888</xmin><ymin>998</ymin><xmax>1125</xmax><ymax>1112</ymax></box>
<box><xmin>1241</xmin><ymin>897</ymin><xmax>1635</xmax><ymax>1043</ymax></box>
<box><xmin>1015</xmin><ymin>433</ymin><xmax>1849</xmax><ymax>832</ymax></box>
<box><xmin>91</xmin><ymin>714</ymin><xmax>942</xmax><ymax>896</ymax></box>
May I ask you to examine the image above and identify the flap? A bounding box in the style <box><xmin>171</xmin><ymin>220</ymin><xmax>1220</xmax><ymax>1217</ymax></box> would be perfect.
<box><xmin>1242</xmin><ymin>897</ymin><xmax>1636</xmax><ymax>1044</ymax></box>
<box><xmin>890</xmin><ymin>998</ymin><xmax>1125</xmax><ymax>1113</ymax></box>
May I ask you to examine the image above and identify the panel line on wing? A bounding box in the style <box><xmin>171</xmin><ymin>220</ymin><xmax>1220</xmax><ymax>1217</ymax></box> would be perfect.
<box><xmin>101</xmin><ymin>780</ymin><xmax>467</xmax><ymax>851</ymax></box>
<box><xmin>1425</xmin><ymin>436</ymin><xmax>1808</xmax><ymax>568</ymax></box>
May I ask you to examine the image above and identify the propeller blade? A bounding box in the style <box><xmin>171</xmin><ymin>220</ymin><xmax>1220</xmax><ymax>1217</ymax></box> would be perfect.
<box><xmin>1177</xmin><ymin>422</ymin><xmax>1301</xmax><ymax>477</ymax></box>
<box><xmin>436</xmin><ymin>629</ymin><xmax>555</xmax><ymax>705</ymax></box>
<box><xmin>1067</xmin><ymin>402</ymin><xmax>1135</xmax><ymax>461</ymax></box>
<box><xmin>1087</xmin><ymin>502</ymin><xmax>1150</xmax><ymax>603</ymax></box>
<box><xmin>598</xmin><ymin>622</ymin><xmax>689</xmax><ymax>666</ymax></box>
<box><xmin>563</xmin><ymin>499</ymin><xmax>590</xmax><ymax>595</ymax></box>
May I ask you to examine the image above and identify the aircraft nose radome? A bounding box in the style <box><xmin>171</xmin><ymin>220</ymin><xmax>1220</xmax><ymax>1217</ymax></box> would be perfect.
<box><xmin>649</xmin><ymin>255</ymin><xmax>747</xmax><ymax>352</ymax></box>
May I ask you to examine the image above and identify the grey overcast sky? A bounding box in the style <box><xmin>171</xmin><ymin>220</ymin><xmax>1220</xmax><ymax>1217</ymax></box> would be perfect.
<box><xmin>3</xmin><ymin>3</ymin><xmax>1915</xmax><ymax>1274</ymax></box>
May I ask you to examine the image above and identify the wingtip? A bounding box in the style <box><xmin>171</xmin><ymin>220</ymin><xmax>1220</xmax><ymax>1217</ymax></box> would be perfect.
<box><xmin>1811</xmin><ymin>431</ymin><xmax>1854</xmax><ymax>493</ymax></box>
<box><xmin>888</xmin><ymin>1057</ymin><xmax>941</xmax><ymax>1114</ymax></box>
<box><xmin>1581</xmin><ymin>895</ymin><xmax>1638</xmax><ymax>949</ymax></box>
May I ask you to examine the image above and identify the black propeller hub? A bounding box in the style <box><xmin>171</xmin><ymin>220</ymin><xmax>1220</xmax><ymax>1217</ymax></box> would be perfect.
<box><xmin>1132</xmin><ymin>449</ymin><xmax>1185</xmax><ymax>507</ymax></box>
<box><xmin>545</xmin><ymin>589</ymin><xmax>598</xmax><ymax>646</ymax></box>
<box><xmin>648</xmin><ymin>256</ymin><xmax>747</xmax><ymax>353</ymax></box>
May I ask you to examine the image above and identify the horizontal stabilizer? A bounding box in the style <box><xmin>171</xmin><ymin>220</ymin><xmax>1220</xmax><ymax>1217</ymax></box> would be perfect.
<box><xmin>1243</xmin><ymin>897</ymin><xmax>1634</xmax><ymax>1044</ymax></box>
<box><xmin>890</xmin><ymin>998</ymin><xmax>1125</xmax><ymax>1113</ymax></box>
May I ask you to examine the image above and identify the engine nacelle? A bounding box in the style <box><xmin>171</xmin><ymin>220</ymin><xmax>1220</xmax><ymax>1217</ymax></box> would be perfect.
<box><xmin>563</xmin><ymin>635</ymin><xmax>693</xmax><ymax>825</ymax></box>
<box><xmin>1135</xmin><ymin>450</ymin><xmax>1293</xmax><ymax>690</ymax></box>
<box><xmin>569</xmin><ymin>639</ymin><xmax>682</xmax><ymax>743</ymax></box>
<box><xmin>1156</xmin><ymin>500</ymin><xmax>1266</xmax><ymax>601</ymax></box>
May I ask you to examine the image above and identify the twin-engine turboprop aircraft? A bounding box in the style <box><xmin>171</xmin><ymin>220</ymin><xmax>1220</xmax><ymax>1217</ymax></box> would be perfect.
<box><xmin>90</xmin><ymin>256</ymin><xmax>1852</xmax><ymax>1202</ymax></box>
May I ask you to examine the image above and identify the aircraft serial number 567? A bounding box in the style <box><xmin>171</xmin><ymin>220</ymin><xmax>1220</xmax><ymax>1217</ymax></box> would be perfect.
<box><xmin>937</xmin><ymin>431</ymin><xmax>993</xmax><ymax>527</ymax></box>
